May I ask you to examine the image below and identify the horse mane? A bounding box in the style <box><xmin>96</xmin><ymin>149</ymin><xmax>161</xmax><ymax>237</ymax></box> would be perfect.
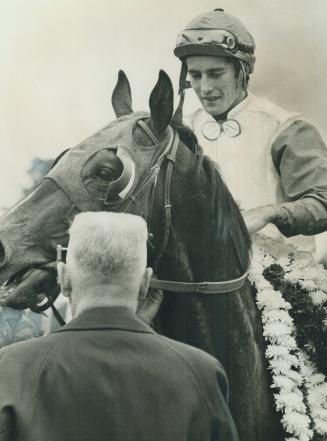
<box><xmin>207</xmin><ymin>154</ymin><xmax>251</xmax><ymax>273</ymax></box>
<box><xmin>169</xmin><ymin>118</ymin><xmax>251</xmax><ymax>273</ymax></box>
<box><xmin>192</xmin><ymin>144</ymin><xmax>251</xmax><ymax>275</ymax></box>
<box><xmin>170</xmin><ymin>119</ymin><xmax>198</xmax><ymax>153</ymax></box>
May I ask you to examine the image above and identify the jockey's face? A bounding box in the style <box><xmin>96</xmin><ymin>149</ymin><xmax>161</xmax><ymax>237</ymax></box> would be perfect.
<box><xmin>186</xmin><ymin>55</ymin><xmax>245</xmax><ymax>116</ymax></box>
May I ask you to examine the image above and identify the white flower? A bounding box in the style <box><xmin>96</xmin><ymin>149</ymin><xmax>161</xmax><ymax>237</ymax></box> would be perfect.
<box><xmin>262</xmin><ymin>309</ymin><xmax>294</xmax><ymax>324</ymax></box>
<box><xmin>308</xmin><ymin>373</ymin><xmax>325</xmax><ymax>386</ymax></box>
<box><xmin>286</xmin><ymin>370</ymin><xmax>304</xmax><ymax>385</ymax></box>
<box><xmin>308</xmin><ymin>384</ymin><xmax>327</xmax><ymax>404</ymax></box>
<box><xmin>257</xmin><ymin>290</ymin><xmax>291</xmax><ymax>311</ymax></box>
<box><xmin>310</xmin><ymin>290</ymin><xmax>327</xmax><ymax>305</ymax></box>
<box><xmin>284</xmin><ymin>270</ymin><xmax>303</xmax><ymax>283</ymax></box>
<box><xmin>272</xmin><ymin>375</ymin><xmax>295</xmax><ymax>391</ymax></box>
<box><xmin>276</xmin><ymin>392</ymin><xmax>306</xmax><ymax>413</ymax></box>
<box><xmin>311</xmin><ymin>408</ymin><xmax>327</xmax><ymax>421</ymax></box>
<box><xmin>299</xmin><ymin>280</ymin><xmax>316</xmax><ymax>290</ymax></box>
<box><xmin>266</xmin><ymin>344</ymin><xmax>297</xmax><ymax>358</ymax></box>
<box><xmin>269</xmin><ymin>358</ymin><xmax>299</xmax><ymax>375</ymax></box>
<box><xmin>282</xmin><ymin>410</ymin><xmax>312</xmax><ymax>438</ymax></box>
<box><xmin>251</xmin><ymin>237</ymin><xmax>327</xmax><ymax>440</ymax></box>
<box><xmin>264</xmin><ymin>322</ymin><xmax>292</xmax><ymax>338</ymax></box>
<box><xmin>279</xmin><ymin>256</ymin><xmax>290</xmax><ymax>267</ymax></box>
<box><xmin>314</xmin><ymin>418</ymin><xmax>327</xmax><ymax>435</ymax></box>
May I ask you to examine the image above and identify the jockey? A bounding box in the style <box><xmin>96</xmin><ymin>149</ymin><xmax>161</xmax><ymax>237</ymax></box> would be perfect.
<box><xmin>174</xmin><ymin>9</ymin><xmax>327</xmax><ymax>258</ymax></box>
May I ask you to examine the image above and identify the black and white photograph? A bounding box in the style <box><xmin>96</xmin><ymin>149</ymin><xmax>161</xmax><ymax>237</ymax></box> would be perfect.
<box><xmin>0</xmin><ymin>1</ymin><xmax>327</xmax><ymax>440</ymax></box>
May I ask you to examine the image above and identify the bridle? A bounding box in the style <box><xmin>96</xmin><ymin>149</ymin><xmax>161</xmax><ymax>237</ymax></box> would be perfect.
<box><xmin>33</xmin><ymin>118</ymin><xmax>248</xmax><ymax>325</ymax></box>
<box><xmin>136</xmin><ymin>120</ymin><xmax>248</xmax><ymax>293</ymax></box>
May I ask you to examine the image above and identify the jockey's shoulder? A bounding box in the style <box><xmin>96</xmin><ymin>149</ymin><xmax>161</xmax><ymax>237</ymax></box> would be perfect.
<box><xmin>246</xmin><ymin>92</ymin><xmax>301</xmax><ymax>124</ymax></box>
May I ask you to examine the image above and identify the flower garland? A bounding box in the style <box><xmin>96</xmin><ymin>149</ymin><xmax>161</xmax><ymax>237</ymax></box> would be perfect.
<box><xmin>249</xmin><ymin>236</ymin><xmax>327</xmax><ymax>441</ymax></box>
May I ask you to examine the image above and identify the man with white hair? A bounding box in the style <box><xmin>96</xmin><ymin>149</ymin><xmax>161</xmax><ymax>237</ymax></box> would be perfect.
<box><xmin>0</xmin><ymin>212</ymin><xmax>238</xmax><ymax>441</ymax></box>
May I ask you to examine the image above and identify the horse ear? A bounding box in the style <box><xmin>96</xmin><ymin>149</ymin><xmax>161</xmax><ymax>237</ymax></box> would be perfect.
<box><xmin>111</xmin><ymin>70</ymin><xmax>133</xmax><ymax>117</ymax></box>
<box><xmin>149</xmin><ymin>70</ymin><xmax>174</xmax><ymax>135</ymax></box>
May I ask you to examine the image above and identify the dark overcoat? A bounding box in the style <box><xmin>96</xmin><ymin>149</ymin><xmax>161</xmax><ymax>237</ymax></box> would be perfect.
<box><xmin>0</xmin><ymin>306</ymin><xmax>238</xmax><ymax>441</ymax></box>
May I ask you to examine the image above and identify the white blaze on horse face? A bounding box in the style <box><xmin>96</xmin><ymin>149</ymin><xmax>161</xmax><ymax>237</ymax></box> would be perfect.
<box><xmin>186</xmin><ymin>55</ymin><xmax>245</xmax><ymax>116</ymax></box>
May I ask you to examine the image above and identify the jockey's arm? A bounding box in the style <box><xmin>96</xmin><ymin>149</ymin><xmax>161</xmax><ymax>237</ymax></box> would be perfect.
<box><xmin>244</xmin><ymin>120</ymin><xmax>327</xmax><ymax>236</ymax></box>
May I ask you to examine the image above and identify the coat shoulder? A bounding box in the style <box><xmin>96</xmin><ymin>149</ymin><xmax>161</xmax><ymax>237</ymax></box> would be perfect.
<box><xmin>0</xmin><ymin>332</ymin><xmax>60</xmax><ymax>372</ymax></box>
<box><xmin>157</xmin><ymin>334</ymin><xmax>226</xmax><ymax>380</ymax></box>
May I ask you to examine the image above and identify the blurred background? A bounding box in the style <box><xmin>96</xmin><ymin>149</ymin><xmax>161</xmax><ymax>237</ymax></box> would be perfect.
<box><xmin>1</xmin><ymin>0</ymin><xmax>327</xmax><ymax>210</ymax></box>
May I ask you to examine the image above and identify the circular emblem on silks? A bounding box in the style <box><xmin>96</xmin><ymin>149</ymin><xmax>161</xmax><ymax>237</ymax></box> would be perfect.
<box><xmin>201</xmin><ymin>121</ymin><xmax>221</xmax><ymax>140</ymax></box>
<box><xmin>222</xmin><ymin>119</ymin><xmax>241</xmax><ymax>137</ymax></box>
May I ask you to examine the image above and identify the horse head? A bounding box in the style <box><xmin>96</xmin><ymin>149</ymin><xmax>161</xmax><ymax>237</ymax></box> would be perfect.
<box><xmin>0</xmin><ymin>70</ymin><xmax>250</xmax><ymax>320</ymax></box>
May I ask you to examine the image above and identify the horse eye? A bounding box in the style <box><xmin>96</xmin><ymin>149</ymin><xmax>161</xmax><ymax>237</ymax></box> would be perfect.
<box><xmin>98</xmin><ymin>167</ymin><xmax>115</xmax><ymax>180</ymax></box>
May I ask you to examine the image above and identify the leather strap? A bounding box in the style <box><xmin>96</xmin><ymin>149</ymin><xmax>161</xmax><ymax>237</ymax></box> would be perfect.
<box><xmin>152</xmin><ymin>130</ymin><xmax>179</xmax><ymax>272</ymax></box>
<box><xmin>137</xmin><ymin>120</ymin><xmax>161</xmax><ymax>144</ymax></box>
<box><xmin>150</xmin><ymin>271</ymin><xmax>248</xmax><ymax>294</ymax></box>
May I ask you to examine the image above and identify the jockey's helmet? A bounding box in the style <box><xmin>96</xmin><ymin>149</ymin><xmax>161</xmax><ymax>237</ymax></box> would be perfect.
<box><xmin>174</xmin><ymin>9</ymin><xmax>256</xmax><ymax>74</ymax></box>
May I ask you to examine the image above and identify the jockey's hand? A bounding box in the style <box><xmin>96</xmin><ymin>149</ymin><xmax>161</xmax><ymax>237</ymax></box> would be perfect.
<box><xmin>242</xmin><ymin>205</ymin><xmax>278</xmax><ymax>234</ymax></box>
<box><xmin>137</xmin><ymin>287</ymin><xmax>163</xmax><ymax>325</ymax></box>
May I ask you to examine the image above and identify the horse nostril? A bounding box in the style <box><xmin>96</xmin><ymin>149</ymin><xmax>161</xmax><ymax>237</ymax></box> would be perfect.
<box><xmin>0</xmin><ymin>241</ymin><xmax>7</xmax><ymax>267</ymax></box>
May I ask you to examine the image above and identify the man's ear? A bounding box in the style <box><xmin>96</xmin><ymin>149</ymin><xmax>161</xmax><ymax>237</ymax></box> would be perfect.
<box><xmin>138</xmin><ymin>267</ymin><xmax>153</xmax><ymax>303</ymax></box>
<box><xmin>57</xmin><ymin>262</ymin><xmax>72</xmax><ymax>298</ymax></box>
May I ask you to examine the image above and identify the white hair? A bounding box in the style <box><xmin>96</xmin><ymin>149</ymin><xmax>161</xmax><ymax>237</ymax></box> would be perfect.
<box><xmin>67</xmin><ymin>212</ymin><xmax>148</xmax><ymax>290</ymax></box>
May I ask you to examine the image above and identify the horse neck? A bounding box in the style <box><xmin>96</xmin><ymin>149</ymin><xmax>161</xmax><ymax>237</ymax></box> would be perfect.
<box><xmin>156</xmin><ymin>148</ymin><xmax>251</xmax><ymax>283</ymax></box>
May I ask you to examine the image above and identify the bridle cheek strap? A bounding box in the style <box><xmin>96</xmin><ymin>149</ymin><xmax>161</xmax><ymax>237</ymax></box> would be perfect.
<box><xmin>151</xmin><ymin>129</ymin><xmax>179</xmax><ymax>272</ymax></box>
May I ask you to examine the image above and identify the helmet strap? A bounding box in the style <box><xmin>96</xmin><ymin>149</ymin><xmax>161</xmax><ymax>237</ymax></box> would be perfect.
<box><xmin>173</xmin><ymin>61</ymin><xmax>190</xmax><ymax>123</ymax></box>
<box><xmin>239</xmin><ymin>61</ymin><xmax>248</xmax><ymax>90</ymax></box>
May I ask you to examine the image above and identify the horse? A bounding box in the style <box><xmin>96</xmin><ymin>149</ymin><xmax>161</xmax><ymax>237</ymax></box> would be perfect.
<box><xmin>0</xmin><ymin>70</ymin><xmax>284</xmax><ymax>441</ymax></box>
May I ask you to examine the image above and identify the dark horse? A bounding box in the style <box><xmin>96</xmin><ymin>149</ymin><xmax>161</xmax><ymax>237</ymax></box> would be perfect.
<box><xmin>0</xmin><ymin>71</ymin><xmax>283</xmax><ymax>441</ymax></box>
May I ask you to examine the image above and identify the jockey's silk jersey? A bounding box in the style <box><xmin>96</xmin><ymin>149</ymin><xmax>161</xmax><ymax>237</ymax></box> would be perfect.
<box><xmin>184</xmin><ymin>92</ymin><xmax>327</xmax><ymax>254</ymax></box>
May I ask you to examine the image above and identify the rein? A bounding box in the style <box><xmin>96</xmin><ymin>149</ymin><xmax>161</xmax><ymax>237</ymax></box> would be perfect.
<box><xmin>35</xmin><ymin>120</ymin><xmax>248</xmax><ymax>326</ymax></box>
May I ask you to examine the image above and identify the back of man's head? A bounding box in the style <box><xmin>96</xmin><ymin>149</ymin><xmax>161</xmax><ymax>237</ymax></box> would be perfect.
<box><xmin>64</xmin><ymin>212</ymin><xmax>148</xmax><ymax>312</ymax></box>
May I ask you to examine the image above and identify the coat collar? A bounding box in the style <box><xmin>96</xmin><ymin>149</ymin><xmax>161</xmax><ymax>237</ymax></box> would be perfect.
<box><xmin>53</xmin><ymin>307</ymin><xmax>155</xmax><ymax>335</ymax></box>
<box><xmin>185</xmin><ymin>92</ymin><xmax>253</xmax><ymax>127</ymax></box>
